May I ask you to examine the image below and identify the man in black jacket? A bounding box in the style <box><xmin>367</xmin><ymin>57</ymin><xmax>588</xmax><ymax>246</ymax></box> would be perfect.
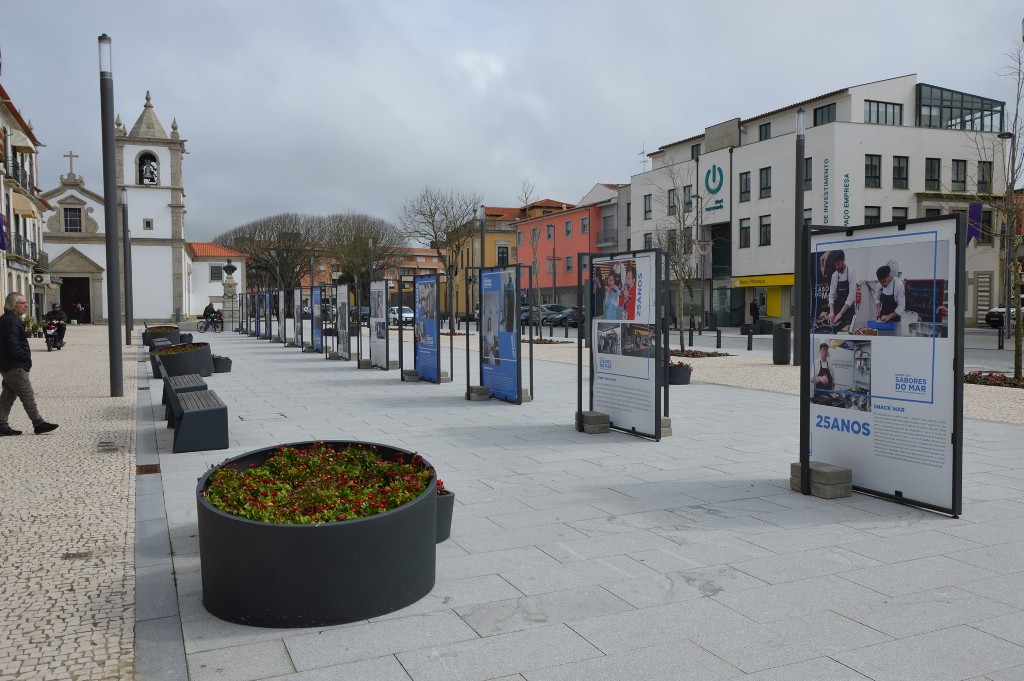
<box><xmin>0</xmin><ymin>293</ymin><xmax>58</xmax><ymax>436</ymax></box>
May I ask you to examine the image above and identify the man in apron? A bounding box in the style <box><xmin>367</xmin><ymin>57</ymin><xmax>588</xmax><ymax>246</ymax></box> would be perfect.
<box><xmin>827</xmin><ymin>250</ymin><xmax>857</xmax><ymax>331</ymax></box>
<box><xmin>812</xmin><ymin>342</ymin><xmax>835</xmax><ymax>404</ymax></box>
<box><xmin>873</xmin><ymin>265</ymin><xmax>905</xmax><ymax>335</ymax></box>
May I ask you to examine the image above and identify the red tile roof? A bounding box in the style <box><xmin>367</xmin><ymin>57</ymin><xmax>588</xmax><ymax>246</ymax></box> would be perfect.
<box><xmin>188</xmin><ymin>242</ymin><xmax>247</xmax><ymax>259</ymax></box>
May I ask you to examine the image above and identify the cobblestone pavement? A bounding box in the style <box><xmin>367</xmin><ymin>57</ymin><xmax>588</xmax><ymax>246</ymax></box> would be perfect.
<box><xmin>0</xmin><ymin>326</ymin><xmax>137</xmax><ymax>681</ymax></box>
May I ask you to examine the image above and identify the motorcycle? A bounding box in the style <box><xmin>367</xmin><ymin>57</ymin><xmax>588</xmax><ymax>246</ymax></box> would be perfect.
<box><xmin>44</xmin><ymin>321</ymin><xmax>64</xmax><ymax>351</ymax></box>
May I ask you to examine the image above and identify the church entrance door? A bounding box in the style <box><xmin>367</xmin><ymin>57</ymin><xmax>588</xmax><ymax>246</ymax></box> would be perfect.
<box><xmin>60</xmin><ymin>277</ymin><xmax>92</xmax><ymax>324</ymax></box>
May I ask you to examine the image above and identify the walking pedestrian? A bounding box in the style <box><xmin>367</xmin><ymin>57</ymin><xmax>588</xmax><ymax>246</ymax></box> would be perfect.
<box><xmin>0</xmin><ymin>292</ymin><xmax>59</xmax><ymax>436</ymax></box>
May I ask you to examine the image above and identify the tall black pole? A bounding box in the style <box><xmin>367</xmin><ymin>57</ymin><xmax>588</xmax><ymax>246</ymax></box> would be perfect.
<box><xmin>121</xmin><ymin>188</ymin><xmax>133</xmax><ymax>345</ymax></box>
<box><xmin>98</xmin><ymin>34</ymin><xmax>123</xmax><ymax>397</ymax></box>
<box><xmin>793</xmin><ymin>108</ymin><xmax>805</xmax><ymax>366</ymax></box>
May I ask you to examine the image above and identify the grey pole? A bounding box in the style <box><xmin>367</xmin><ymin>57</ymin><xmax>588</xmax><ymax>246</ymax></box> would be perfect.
<box><xmin>793</xmin><ymin>107</ymin><xmax>806</xmax><ymax>366</ymax></box>
<box><xmin>998</xmin><ymin>131</ymin><xmax>1016</xmax><ymax>346</ymax></box>
<box><xmin>98</xmin><ymin>34</ymin><xmax>123</xmax><ymax>397</ymax></box>
<box><xmin>121</xmin><ymin>187</ymin><xmax>133</xmax><ymax>345</ymax></box>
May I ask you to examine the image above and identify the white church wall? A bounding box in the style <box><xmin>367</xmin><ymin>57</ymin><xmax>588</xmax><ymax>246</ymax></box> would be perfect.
<box><xmin>132</xmin><ymin>246</ymin><xmax>174</xmax><ymax>319</ymax></box>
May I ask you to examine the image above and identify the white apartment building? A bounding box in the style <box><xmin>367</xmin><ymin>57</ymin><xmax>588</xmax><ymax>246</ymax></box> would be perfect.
<box><xmin>631</xmin><ymin>75</ymin><xmax>1008</xmax><ymax>328</ymax></box>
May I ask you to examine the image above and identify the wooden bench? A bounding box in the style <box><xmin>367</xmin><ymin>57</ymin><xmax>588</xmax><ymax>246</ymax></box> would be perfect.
<box><xmin>163</xmin><ymin>373</ymin><xmax>207</xmax><ymax>424</ymax></box>
<box><xmin>172</xmin><ymin>389</ymin><xmax>229</xmax><ymax>454</ymax></box>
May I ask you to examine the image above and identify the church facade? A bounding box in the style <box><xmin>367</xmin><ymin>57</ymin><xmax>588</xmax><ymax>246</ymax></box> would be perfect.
<box><xmin>42</xmin><ymin>92</ymin><xmax>202</xmax><ymax>323</ymax></box>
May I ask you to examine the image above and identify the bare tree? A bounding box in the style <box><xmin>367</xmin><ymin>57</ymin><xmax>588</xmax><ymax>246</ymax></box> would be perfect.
<box><xmin>322</xmin><ymin>212</ymin><xmax>406</xmax><ymax>302</ymax></box>
<box><xmin>517</xmin><ymin>178</ymin><xmax>536</xmax><ymax>208</ymax></box>
<box><xmin>516</xmin><ymin>178</ymin><xmax>545</xmax><ymax>337</ymax></box>
<box><xmin>400</xmin><ymin>186</ymin><xmax>482</xmax><ymax>327</ymax></box>
<box><xmin>214</xmin><ymin>213</ymin><xmax>319</xmax><ymax>293</ymax></box>
<box><xmin>1001</xmin><ymin>42</ymin><xmax>1024</xmax><ymax>378</ymax></box>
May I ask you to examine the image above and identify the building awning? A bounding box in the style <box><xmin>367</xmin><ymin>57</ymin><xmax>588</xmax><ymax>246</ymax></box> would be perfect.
<box><xmin>7</xmin><ymin>130</ymin><xmax>35</xmax><ymax>152</ymax></box>
<box><xmin>10</xmin><ymin>192</ymin><xmax>40</xmax><ymax>219</ymax></box>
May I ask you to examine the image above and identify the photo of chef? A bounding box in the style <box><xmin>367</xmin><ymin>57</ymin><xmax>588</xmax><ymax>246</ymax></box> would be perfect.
<box><xmin>811</xmin><ymin>338</ymin><xmax>872</xmax><ymax>411</ymax></box>
<box><xmin>810</xmin><ymin>239</ymin><xmax>949</xmax><ymax>338</ymax></box>
<box><xmin>620</xmin><ymin>324</ymin><xmax>655</xmax><ymax>358</ymax></box>
<box><xmin>418</xmin><ymin>283</ymin><xmax>436</xmax><ymax>320</ymax></box>
<box><xmin>595</xmin><ymin>322</ymin><xmax>621</xmax><ymax>355</ymax></box>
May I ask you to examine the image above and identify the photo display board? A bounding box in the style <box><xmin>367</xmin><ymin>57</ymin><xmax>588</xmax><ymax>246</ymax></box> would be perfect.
<box><xmin>414</xmin><ymin>275</ymin><xmax>440</xmax><ymax>382</ymax></box>
<box><xmin>809</xmin><ymin>216</ymin><xmax>962</xmax><ymax>515</ymax></box>
<box><xmin>369</xmin><ymin>280</ymin><xmax>388</xmax><ymax>369</ymax></box>
<box><xmin>312</xmin><ymin>286</ymin><xmax>323</xmax><ymax>353</ymax></box>
<box><xmin>590</xmin><ymin>251</ymin><xmax>660</xmax><ymax>438</ymax></box>
<box><xmin>337</xmin><ymin>284</ymin><xmax>350</xmax><ymax>360</ymax></box>
<box><xmin>248</xmin><ymin>292</ymin><xmax>256</xmax><ymax>335</ymax></box>
<box><xmin>278</xmin><ymin>291</ymin><xmax>286</xmax><ymax>342</ymax></box>
<box><xmin>262</xmin><ymin>292</ymin><xmax>272</xmax><ymax>339</ymax></box>
<box><xmin>479</xmin><ymin>266</ymin><xmax>521</xmax><ymax>402</ymax></box>
<box><xmin>292</xmin><ymin>289</ymin><xmax>302</xmax><ymax>347</ymax></box>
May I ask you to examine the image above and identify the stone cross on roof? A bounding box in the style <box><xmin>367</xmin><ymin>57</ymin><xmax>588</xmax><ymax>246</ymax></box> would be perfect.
<box><xmin>63</xmin><ymin>150</ymin><xmax>79</xmax><ymax>176</ymax></box>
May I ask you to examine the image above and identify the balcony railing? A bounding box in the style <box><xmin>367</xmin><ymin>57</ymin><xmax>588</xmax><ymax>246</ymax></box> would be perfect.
<box><xmin>35</xmin><ymin>251</ymin><xmax>50</xmax><ymax>271</ymax></box>
<box><xmin>10</xmin><ymin>234</ymin><xmax>37</xmax><ymax>261</ymax></box>
<box><xmin>596</xmin><ymin>230</ymin><xmax>618</xmax><ymax>247</ymax></box>
<box><xmin>4</xmin><ymin>159</ymin><xmax>34</xmax><ymax>192</ymax></box>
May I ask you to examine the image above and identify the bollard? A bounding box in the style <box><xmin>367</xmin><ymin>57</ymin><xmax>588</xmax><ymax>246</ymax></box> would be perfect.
<box><xmin>716</xmin><ymin>329</ymin><xmax>722</xmax><ymax>349</ymax></box>
<box><xmin>564</xmin><ymin>322</ymin><xmax>568</xmax><ymax>338</ymax></box>
<box><xmin>747</xmin><ymin>328</ymin><xmax>753</xmax><ymax>351</ymax></box>
<box><xmin>998</xmin><ymin>327</ymin><xmax>1004</xmax><ymax>350</ymax></box>
<box><xmin>174</xmin><ymin>307</ymin><xmax>181</xmax><ymax>324</ymax></box>
<box><xmin>688</xmin><ymin>328</ymin><xmax>694</xmax><ymax>346</ymax></box>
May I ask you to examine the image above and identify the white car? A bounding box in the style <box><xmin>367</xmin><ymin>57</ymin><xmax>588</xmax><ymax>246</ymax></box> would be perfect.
<box><xmin>985</xmin><ymin>294</ymin><xmax>1024</xmax><ymax>329</ymax></box>
<box><xmin>387</xmin><ymin>306</ymin><xmax>414</xmax><ymax>325</ymax></box>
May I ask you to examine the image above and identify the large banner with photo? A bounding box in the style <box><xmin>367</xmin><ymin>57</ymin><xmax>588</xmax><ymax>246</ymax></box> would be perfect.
<box><xmin>312</xmin><ymin>286</ymin><xmax>323</xmax><ymax>352</ymax></box>
<box><xmin>809</xmin><ymin>216</ymin><xmax>962</xmax><ymax>514</ymax></box>
<box><xmin>277</xmin><ymin>291</ymin><xmax>286</xmax><ymax>342</ymax></box>
<box><xmin>414</xmin><ymin>275</ymin><xmax>440</xmax><ymax>382</ymax></box>
<box><xmin>337</xmin><ymin>284</ymin><xmax>350</xmax><ymax>360</ymax></box>
<box><xmin>590</xmin><ymin>251</ymin><xmax>660</xmax><ymax>437</ymax></box>
<box><xmin>369</xmin><ymin>280</ymin><xmax>388</xmax><ymax>369</ymax></box>
<box><xmin>479</xmin><ymin>266</ymin><xmax>521</xmax><ymax>402</ymax></box>
<box><xmin>262</xmin><ymin>292</ymin><xmax>272</xmax><ymax>339</ymax></box>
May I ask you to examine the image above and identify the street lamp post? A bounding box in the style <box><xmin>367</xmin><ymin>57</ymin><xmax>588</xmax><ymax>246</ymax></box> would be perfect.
<box><xmin>120</xmin><ymin>187</ymin><xmax>134</xmax><ymax>346</ymax></box>
<box><xmin>998</xmin><ymin>131</ymin><xmax>1016</xmax><ymax>348</ymax></box>
<box><xmin>98</xmin><ymin>34</ymin><xmax>123</xmax><ymax>397</ymax></box>
<box><xmin>793</xmin><ymin>107</ymin><xmax>806</xmax><ymax>367</ymax></box>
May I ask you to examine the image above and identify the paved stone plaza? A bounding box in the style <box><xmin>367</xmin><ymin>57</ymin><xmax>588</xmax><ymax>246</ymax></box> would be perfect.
<box><xmin>4</xmin><ymin>325</ymin><xmax>1024</xmax><ymax>680</ymax></box>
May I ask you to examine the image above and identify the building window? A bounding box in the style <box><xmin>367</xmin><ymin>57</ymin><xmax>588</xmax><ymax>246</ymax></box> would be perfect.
<box><xmin>925</xmin><ymin>208</ymin><xmax>942</xmax><ymax>218</ymax></box>
<box><xmin>547</xmin><ymin>259</ymin><xmax>554</xmax><ymax>274</ymax></box>
<box><xmin>892</xmin><ymin>207</ymin><xmax>908</xmax><ymax>222</ymax></box>
<box><xmin>925</xmin><ymin>158</ymin><xmax>941</xmax><ymax>191</ymax></box>
<box><xmin>759</xmin><ymin>167</ymin><xmax>771</xmax><ymax>199</ymax></box>
<box><xmin>952</xmin><ymin>159</ymin><xmax>967</xmax><ymax>191</ymax></box>
<box><xmin>497</xmin><ymin>246</ymin><xmax>509</xmax><ymax>267</ymax></box>
<box><xmin>581</xmin><ymin>216</ymin><xmax>589</xmax><ymax>233</ymax></box>
<box><xmin>865</xmin><ymin>206</ymin><xmax>881</xmax><ymax>224</ymax></box>
<box><xmin>143</xmin><ymin>218</ymin><xmax>154</xmax><ymax>230</ymax></box>
<box><xmin>643</xmin><ymin>194</ymin><xmax>652</xmax><ymax>219</ymax></box>
<box><xmin>759</xmin><ymin>122</ymin><xmax>771</xmax><ymax>140</ymax></box>
<box><xmin>865</xmin><ymin>100</ymin><xmax>903</xmax><ymax>126</ymax></box>
<box><xmin>564</xmin><ymin>220</ymin><xmax>572</xmax><ymax>237</ymax></box>
<box><xmin>643</xmin><ymin>232</ymin><xmax>653</xmax><ymax>249</ymax></box>
<box><xmin>978</xmin><ymin>161</ymin><xmax>993</xmax><ymax>193</ymax></box>
<box><xmin>691</xmin><ymin>143</ymin><xmax>701</xmax><ymax>159</ymax></box>
<box><xmin>210</xmin><ymin>265</ymin><xmax>223</xmax><ymax>282</ymax></box>
<box><xmin>565</xmin><ymin>255</ymin><xmax>573</xmax><ymax>271</ymax></box>
<box><xmin>626</xmin><ymin>202</ymin><xmax>631</xmax><ymax>226</ymax></box>
<box><xmin>739</xmin><ymin>172</ymin><xmax>751</xmax><ymax>202</ymax></box>
<box><xmin>916</xmin><ymin>83</ymin><xmax>1004</xmax><ymax>132</ymax></box>
<box><xmin>683</xmin><ymin>185</ymin><xmax>693</xmax><ymax>212</ymax></box>
<box><xmin>531</xmin><ymin>227</ymin><xmax>538</xmax><ymax>243</ymax></box>
<box><xmin>138</xmin><ymin>153</ymin><xmax>159</xmax><ymax>185</ymax></box>
<box><xmin>517</xmin><ymin>231</ymin><xmax>523</xmax><ymax>246</ymax></box>
<box><xmin>813</xmin><ymin>102</ymin><xmax>836</xmax><ymax>126</ymax></box>
<box><xmin>758</xmin><ymin>215</ymin><xmax>771</xmax><ymax>246</ymax></box>
<box><xmin>739</xmin><ymin>218</ymin><xmax>750</xmax><ymax>248</ymax></box>
<box><xmin>865</xmin><ymin>154</ymin><xmax>881</xmax><ymax>188</ymax></box>
<box><xmin>893</xmin><ymin>156</ymin><xmax>909</xmax><ymax>189</ymax></box>
<box><xmin>803</xmin><ymin>208</ymin><xmax>812</xmax><ymax>227</ymax></box>
<box><xmin>667</xmin><ymin>188</ymin><xmax>677</xmax><ymax>215</ymax></box>
<box><xmin>63</xmin><ymin>207</ymin><xmax>82</xmax><ymax>232</ymax></box>
<box><xmin>979</xmin><ymin>210</ymin><xmax>994</xmax><ymax>244</ymax></box>
<box><xmin>804</xmin><ymin>157</ymin><xmax>812</xmax><ymax>190</ymax></box>
<box><xmin>546</xmin><ymin>224</ymin><xmax>554</xmax><ymax>240</ymax></box>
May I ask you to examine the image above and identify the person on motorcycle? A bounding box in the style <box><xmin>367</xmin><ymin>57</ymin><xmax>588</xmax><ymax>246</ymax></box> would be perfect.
<box><xmin>202</xmin><ymin>302</ymin><xmax>216</xmax><ymax>331</ymax></box>
<box><xmin>44</xmin><ymin>303</ymin><xmax>68</xmax><ymax>347</ymax></box>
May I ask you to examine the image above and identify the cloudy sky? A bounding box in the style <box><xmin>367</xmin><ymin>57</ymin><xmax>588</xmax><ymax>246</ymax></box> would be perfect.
<box><xmin>2</xmin><ymin>0</ymin><xmax>1022</xmax><ymax>241</ymax></box>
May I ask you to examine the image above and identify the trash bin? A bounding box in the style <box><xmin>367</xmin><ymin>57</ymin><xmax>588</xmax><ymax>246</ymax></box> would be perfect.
<box><xmin>772</xmin><ymin>327</ymin><xmax>791</xmax><ymax>365</ymax></box>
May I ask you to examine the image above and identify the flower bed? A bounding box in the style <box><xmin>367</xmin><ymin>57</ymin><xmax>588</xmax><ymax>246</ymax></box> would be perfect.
<box><xmin>527</xmin><ymin>338</ymin><xmax>572</xmax><ymax>344</ymax></box>
<box><xmin>670</xmin><ymin>348</ymin><xmax>731</xmax><ymax>358</ymax></box>
<box><xmin>150</xmin><ymin>342</ymin><xmax>213</xmax><ymax>377</ymax></box>
<box><xmin>145</xmin><ymin>325</ymin><xmax>180</xmax><ymax>347</ymax></box>
<box><xmin>965</xmin><ymin>371</ymin><xmax>1024</xmax><ymax>389</ymax></box>
<box><xmin>196</xmin><ymin>440</ymin><xmax>438</xmax><ymax>627</ymax></box>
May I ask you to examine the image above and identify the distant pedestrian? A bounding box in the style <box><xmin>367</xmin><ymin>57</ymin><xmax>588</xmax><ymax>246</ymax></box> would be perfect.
<box><xmin>0</xmin><ymin>292</ymin><xmax>59</xmax><ymax>436</ymax></box>
<box><xmin>749</xmin><ymin>299</ymin><xmax>759</xmax><ymax>325</ymax></box>
<box><xmin>75</xmin><ymin>303</ymin><xmax>86</xmax><ymax>325</ymax></box>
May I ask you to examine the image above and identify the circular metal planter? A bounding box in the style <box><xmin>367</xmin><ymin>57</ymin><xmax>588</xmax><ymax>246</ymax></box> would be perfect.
<box><xmin>212</xmin><ymin>357</ymin><xmax>232</xmax><ymax>373</ymax></box>
<box><xmin>196</xmin><ymin>440</ymin><xmax>437</xmax><ymax>628</ymax></box>
<box><xmin>668</xmin><ymin>365</ymin><xmax>692</xmax><ymax>385</ymax></box>
<box><xmin>153</xmin><ymin>343</ymin><xmax>214</xmax><ymax>377</ymax></box>
<box><xmin>146</xmin><ymin>327</ymin><xmax>180</xmax><ymax>347</ymax></box>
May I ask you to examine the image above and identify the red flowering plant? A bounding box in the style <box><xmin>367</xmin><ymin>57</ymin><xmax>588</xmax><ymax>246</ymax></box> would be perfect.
<box><xmin>669</xmin><ymin>349</ymin><xmax>731</xmax><ymax>358</ymax></box>
<box><xmin>669</xmin><ymin>361</ymin><xmax>693</xmax><ymax>370</ymax></box>
<box><xmin>964</xmin><ymin>371</ymin><xmax>1024</xmax><ymax>389</ymax></box>
<box><xmin>203</xmin><ymin>442</ymin><xmax>435</xmax><ymax>524</ymax></box>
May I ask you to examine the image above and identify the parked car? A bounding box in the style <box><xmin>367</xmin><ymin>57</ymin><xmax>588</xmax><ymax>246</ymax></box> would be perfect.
<box><xmin>388</xmin><ymin>306</ymin><xmax>414</xmax><ymax>325</ymax></box>
<box><xmin>522</xmin><ymin>304</ymin><xmax>566</xmax><ymax>325</ymax></box>
<box><xmin>350</xmin><ymin>306</ymin><xmax>370</xmax><ymax>323</ymax></box>
<box><xmin>985</xmin><ymin>294</ymin><xmax>1024</xmax><ymax>329</ymax></box>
